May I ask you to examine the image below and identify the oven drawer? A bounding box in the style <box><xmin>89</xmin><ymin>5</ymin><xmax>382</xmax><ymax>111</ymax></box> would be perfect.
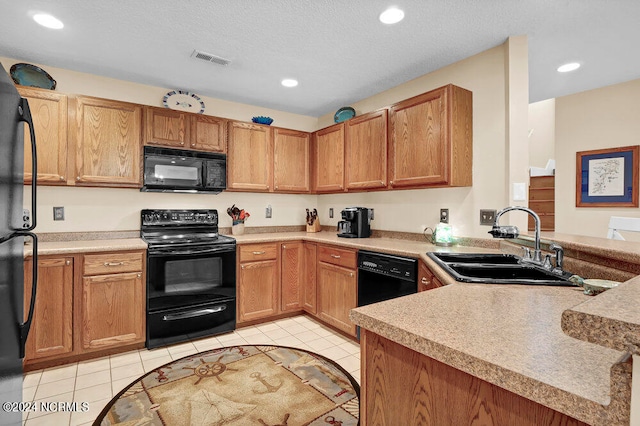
<box><xmin>318</xmin><ymin>245</ymin><xmax>357</xmax><ymax>268</ymax></box>
<box><xmin>83</xmin><ymin>251</ymin><xmax>144</xmax><ymax>276</ymax></box>
<box><xmin>238</xmin><ymin>243</ymin><xmax>278</xmax><ymax>262</ymax></box>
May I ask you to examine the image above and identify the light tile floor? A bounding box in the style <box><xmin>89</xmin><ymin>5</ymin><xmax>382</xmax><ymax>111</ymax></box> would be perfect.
<box><xmin>21</xmin><ymin>315</ymin><xmax>361</xmax><ymax>425</ymax></box>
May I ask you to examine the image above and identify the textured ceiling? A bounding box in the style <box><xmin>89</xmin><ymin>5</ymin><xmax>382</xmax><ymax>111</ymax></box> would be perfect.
<box><xmin>0</xmin><ymin>0</ymin><xmax>639</xmax><ymax>117</ymax></box>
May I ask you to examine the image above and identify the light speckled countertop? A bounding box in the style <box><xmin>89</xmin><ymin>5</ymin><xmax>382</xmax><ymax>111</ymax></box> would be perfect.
<box><xmin>24</xmin><ymin>238</ymin><xmax>147</xmax><ymax>257</ymax></box>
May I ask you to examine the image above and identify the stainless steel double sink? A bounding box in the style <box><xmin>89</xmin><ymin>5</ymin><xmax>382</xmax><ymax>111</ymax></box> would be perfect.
<box><xmin>426</xmin><ymin>252</ymin><xmax>575</xmax><ymax>286</ymax></box>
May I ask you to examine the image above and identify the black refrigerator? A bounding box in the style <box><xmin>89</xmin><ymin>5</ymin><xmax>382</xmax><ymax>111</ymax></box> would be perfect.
<box><xmin>0</xmin><ymin>62</ymin><xmax>38</xmax><ymax>426</ymax></box>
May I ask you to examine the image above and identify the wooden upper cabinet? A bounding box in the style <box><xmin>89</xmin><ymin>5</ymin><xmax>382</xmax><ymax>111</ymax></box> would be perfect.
<box><xmin>18</xmin><ymin>86</ymin><xmax>68</xmax><ymax>185</ymax></box>
<box><xmin>345</xmin><ymin>109</ymin><xmax>388</xmax><ymax>190</ymax></box>
<box><xmin>24</xmin><ymin>257</ymin><xmax>74</xmax><ymax>361</ymax></box>
<box><xmin>144</xmin><ymin>107</ymin><xmax>190</xmax><ymax>148</ymax></box>
<box><xmin>273</xmin><ymin>128</ymin><xmax>310</xmax><ymax>192</ymax></box>
<box><xmin>191</xmin><ymin>115</ymin><xmax>227</xmax><ymax>152</ymax></box>
<box><xmin>70</xmin><ymin>96</ymin><xmax>142</xmax><ymax>187</ymax></box>
<box><xmin>389</xmin><ymin>84</ymin><xmax>472</xmax><ymax>189</ymax></box>
<box><xmin>313</xmin><ymin>123</ymin><xmax>345</xmax><ymax>192</ymax></box>
<box><xmin>227</xmin><ymin>121</ymin><xmax>273</xmax><ymax>191</ymax></box>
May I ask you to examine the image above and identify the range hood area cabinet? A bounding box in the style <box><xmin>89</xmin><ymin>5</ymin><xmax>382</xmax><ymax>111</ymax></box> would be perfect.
<box><xmin>389</xmin><ymin>84</ymin><xmax>473</xmax><ymax>188</ymax></box>
<box><xmin>227</xmin><ymin>121</ymin><xmax>311</xmax><ymax>193</ymax></box>
<box><xmin>144</xmin><ymin>106</ymin><xmax>227</xmax><ymax>153</ymax></box>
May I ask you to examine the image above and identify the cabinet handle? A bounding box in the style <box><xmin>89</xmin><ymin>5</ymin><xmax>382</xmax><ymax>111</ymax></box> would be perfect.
<box><xmin>241</xmin><ymin>265</ymin><xmax>245</xmax><ymax>269</ymax></box>
<box><xmin>421</xmin><ymin>277</ymin><xmax>429</xmax><ymax>284</ymax></box>
<box><xmin>350</xmin><ymin>272</ymin><xmax>354</xmax><ymax>277</ymax></box>
<box><xmin>380</xmin><ymin>181</ymin><xmax>384</xmax><ymax>185</ymax></box>
<box><xmin>275</xmin><ymin>186</ymin><xmax>279</xmax><ymax>190</ymax></box>
<box><xmin>137</xmin><ymin>273</ymin><xmax>141</xmax><ymax>278</ymax></box>
<box><xmin>76</xmin><ymin>176</ymin><xmax>81</xmax><ymax>181</ymax></box>
<box><xmin>104</xmin><ymin>261</ymin><xmax>125</xmax><ymax>267</ymax></box>
<box><xmin>282</xmin><ymin>245</ymin><xmax>286</xmax><ymax>249</ymax></box>
<box><xmin>180</xmin><ymin>141</ymin><xmax>184</xmax><ymax>145</ymax></box>
<box><xmin>191</xmin><ymin>143</ymin><xmax>196</xmax><ymax>147</ymax></box>
<box><xmin>252</xmin><ymin>251</ymin><xmax>266</xmax><ymax>255</ymax></box>
<box><xmin>330</xmin><ymin>254</ymin><xmax>341</xmax><ymax>259</ymax></box>
<box><xmin>390</xmin><ymin>180</ymin><xmax>394</xmax><ymax>185</ymax></box>
<box><xmin>60</xmin><ymin>176</ymin><xmax>65</xmax><ymax>181</ymax></box>
<box><xmin>65</xmin><ymin>260</ymin><xmax>70</xmax><ymax>266</ymax></box>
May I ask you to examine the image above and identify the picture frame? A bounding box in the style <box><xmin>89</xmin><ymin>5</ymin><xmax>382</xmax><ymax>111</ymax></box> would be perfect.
<box><xmin>576</xmin><ymin>145</ymin><xmax>639</xmax><ymax>207</ymax></box>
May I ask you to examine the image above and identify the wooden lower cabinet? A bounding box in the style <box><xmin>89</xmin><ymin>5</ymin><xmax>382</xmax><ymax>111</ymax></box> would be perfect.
<box><xmin>418</xmin><ymin>259</ymin><xmax>444</xmax><ymax>292</ymax></box>
<box><xmin>302</xmin><ymin>242</ymin><xmax>317</xmax><ymax>314</ymax></box>
<box><xmin>238</xmin><ymin>259</ymin><xmax>279</xmax><ymax>322</ymax></box>
<box><xmin>23</xmin><ymin>256</ymin><xmax>74</xmax><ymax>361</ymax></box>
<box><xmin>81</xmin><ymin>272</ymin><xmax>145</xmax><ymax>350</ymax></box>
<box><xmin>317</xmin><ymin>261</ymin><xmax>357</xmax><ymax>336</ymax></box>
<box><xmin>361</xmin><ymin>331</ymin><xmax>588</xmax><ymax>426</ymax></box>
<box><xmin>280</xmin><ymin>242</ymin><xmax>303</xmax><ymax>312</ymax></box>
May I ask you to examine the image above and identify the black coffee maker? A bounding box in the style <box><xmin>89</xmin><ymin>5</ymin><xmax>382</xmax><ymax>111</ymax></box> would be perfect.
<box><xmin>337</xmin><ymin>207</ymin><xmax>372</xmax><ymax>238</ymax></box>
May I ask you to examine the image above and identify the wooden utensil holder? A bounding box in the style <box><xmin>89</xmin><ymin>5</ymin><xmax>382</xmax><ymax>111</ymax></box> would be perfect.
<box><xmin>306</xmin><ymin>221</ymin><xmax>321</xmax><ymax>233</ymax></box>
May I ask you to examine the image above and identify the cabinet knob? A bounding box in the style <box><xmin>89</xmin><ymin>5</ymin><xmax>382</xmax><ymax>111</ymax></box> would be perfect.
<box><xmin>76</xmin><ymin>176</ymin><xmax>81</xmax><ymax>181</ymax></box>
<box><xmin>421</xmin><ymin>277</ymin><xmax>428</xmax><ymax>284</ymax></box>
<box><xmin>60</xmin><ymin>176</ymin><xmax>65</xmax><ymax>181</ymax></box>
<box><xmin>241</xmin><ymin>265</ymin><xmax>245</xmax><ymax>269</ymax></box>
<box><xmin>282</xmin><ymin>245</ymin><xmax>286</xmax><ymax>249</ymax></box>
<box><xmin>350</xmin><ymin>272</ymin><xmax>354</xmax><ymax>277</ymax></box>
<box><xmin>275</xmin><ymin>186</ymin><xmax>278</xmax><ymax>190</ymax></box>
<box><xmin>191</xmin><ymin>143</ymin><xmax>196</xmax><ymax>147</ymax></box>
<box><xmin>137</xmin><ymin>273</ymin><xmax>141</xmax><ymax>278</ymax></box>
<box><xmin>390</xmin><ymin>180</ymin><xmax>394</xmax><ymax>185</ymax></box>
<box><xmin>380</xmin><ymin>181</ymin><xmax>384</xmax><ymax>185</ymax></box>
<box><xmin>65</xmin><ymin>260</ymin><xmax>71</xmax><ymax>265</ymax></box>
<box><xmin>180</xmin><ymin>142</ymin><xmax>184</xmax><ymax>145</ymax></box>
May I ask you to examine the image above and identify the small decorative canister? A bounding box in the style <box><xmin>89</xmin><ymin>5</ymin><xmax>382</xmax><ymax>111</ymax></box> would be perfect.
<box><xmin>232</xmin><ymin>220</ymin><xmax>245</xmax><ymax>236</ymax></box>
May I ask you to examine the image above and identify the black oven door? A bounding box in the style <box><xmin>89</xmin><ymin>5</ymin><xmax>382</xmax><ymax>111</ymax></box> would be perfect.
<box><xmin>147</xmin><ymin>244</ymin><xmax>236</xmax><ymax>313</ymax></box>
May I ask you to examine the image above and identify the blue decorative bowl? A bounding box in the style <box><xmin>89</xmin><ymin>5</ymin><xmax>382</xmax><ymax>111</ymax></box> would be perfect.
<box><xmin>334</xmin><ymin>106</ymin><xmax>356</xmax><ymax>123</ymax></box>
<box><xmin>252</xmin><ymin>116</ymin><xmax>273</xmax><ymax>125</ymax></box>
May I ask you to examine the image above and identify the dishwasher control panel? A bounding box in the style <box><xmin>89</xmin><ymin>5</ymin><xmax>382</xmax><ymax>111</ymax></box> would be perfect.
<box><xmin>357</xmin><ymin>250</ymin><xmax>417</xmax><ymax>282</ymax></box>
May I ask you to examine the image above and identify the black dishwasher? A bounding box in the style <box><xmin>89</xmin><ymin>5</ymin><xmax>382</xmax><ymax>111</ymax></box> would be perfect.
<box><xmin>357</xmin><ymin>250</ymin><xmax>418</xmax><ymax>308</ymax></box>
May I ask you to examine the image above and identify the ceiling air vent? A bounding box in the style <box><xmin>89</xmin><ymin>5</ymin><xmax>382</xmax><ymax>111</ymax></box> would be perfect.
<box><xmin>191</xmin><ymin>50</ymin><xmax>231</xmax><ymax>66</ymax></box>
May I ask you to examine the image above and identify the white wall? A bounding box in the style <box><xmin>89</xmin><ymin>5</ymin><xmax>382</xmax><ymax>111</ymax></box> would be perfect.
<box><xmin>555</xmin><ymin>78</ymin><xmax>640</xmax><ymax>239</ymax></box>
<box><xmin>528</xmin><ymin>99</ymin><xmax>555</xmax><ymax>169</ymax></box>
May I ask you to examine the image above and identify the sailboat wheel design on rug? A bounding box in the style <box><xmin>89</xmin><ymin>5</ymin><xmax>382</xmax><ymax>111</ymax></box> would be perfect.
<box><xmin>183</xmin><ymin>355</ymin><xmax>237</xmax><ymax>384</ymax></box>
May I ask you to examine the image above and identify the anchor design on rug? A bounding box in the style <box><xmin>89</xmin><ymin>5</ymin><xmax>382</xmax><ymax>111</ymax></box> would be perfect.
<box><xmin>250</xmin><ymin>371</ymin><xmax>283</xmax><ymax>394</ymax></box>
<box><xmin>324</xmin><ymin>416</ymin><xmax>343</xmax><ymax>425</ymax></box>
<box><xmin>183</xmin><ymin>355</ymin><xmax>238</xmax><ymax>385</ymax></box>
<box><xmin>257</xmin><ymin>413</ymin><xmax>290</xmax><ymax>425</ymax></box>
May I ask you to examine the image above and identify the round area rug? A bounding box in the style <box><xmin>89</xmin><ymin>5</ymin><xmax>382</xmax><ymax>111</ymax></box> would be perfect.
<box><xmin>94</xmin><ymin>345</ymin><xmax>360</xmax><ymax>425</ymax></box>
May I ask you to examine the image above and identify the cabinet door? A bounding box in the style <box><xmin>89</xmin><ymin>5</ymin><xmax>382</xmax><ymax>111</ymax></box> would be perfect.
<box><xmin>227</xmin><ymin>121</ymin><xmax>273</xmax><ymax>191</ymax></box>
<box><xmin>191</xmin><ymin>115</ymin><xmax>227</xmax><ymax>152</ymax></box>
<box><xmin>418</xmin><ymin>260</ymin><xmax>443</xmax><ymax>292</ymax></box>
<box><xmin>144</xmin><ymin>107</ymin><xmax>190</xmax><ymax>148</ymax></box>
<box><xmin>273</xmin><ymin>128</ymin><xmax>310</xmax><ymax>192</ymax></box>
<box><xmin>24</xmin><ymin>257</ymin><xmax>74</xmax><ymax>361</ymax></box>
<box><xmin>238</xmin><ymin>259</ymin><xmax>279</xmax><ymax>322</ymax></box>
<box><xmin>81</xmin><ymin>272</ymin><xmax>145</xmax><ymax>350</ymax></box>
<box><xmin>280</xmin><ymin>242</ymin><xmax>303</xmax><ymax>312</ymax></box>
<box><xmin>18</xmin><ymin>86</ymin><xmax>68</xmax><ymax>185</ymax></box>
<box><xmin>345</xmin><ymin>109</ymin><xmax>388</xmax><ymax>190</ymax></box>
<box><xmin>302</xmin><ymin>242</ymin><xmax>317</xmax><ymax>314</ymax></box>
<box><xmin>317</xmin><ymin>262</ymin><xmax>357</xmax><ymax>336</ymax></box>
<box><xmin>313</xmin><ymin>123</ymin><xmax>344</xmax><ymax>192</ymax></box>
<box><xmin>389</xmin><ymin>88</ymin><xmax>448</xmax><ymax>187</ymax></box>
<box><xmin>72</xmin><ymin>96</ymin><xmax>142</xmax><ymax>187</ymax></box>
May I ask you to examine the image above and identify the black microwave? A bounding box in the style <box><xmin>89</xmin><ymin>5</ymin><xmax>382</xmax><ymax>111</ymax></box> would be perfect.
<box><xmin>141</xmin><ymin>146</ymin><xmax>226</xmax><ymax>193</ymax></box>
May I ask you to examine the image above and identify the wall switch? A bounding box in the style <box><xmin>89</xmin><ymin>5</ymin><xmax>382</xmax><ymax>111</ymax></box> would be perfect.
<box><xmin>440</xmin><ymin>208</ymin><xmax>449</xmax><ymax>223</ymax></box>
<box><xmin>53</xmin><ymin>206</ymin><xmax>65</xmax><ymax>221</ymax></box>
<box><xmin>480</xmin><ymin>209</ymin><xmax>497</xmax><ymax>226</ymax></box>
<box><xmin>266</xmin><ymin>205</ymin><xmax>272</xmax><ymax>218</ymax></box>
<box><xmin>329</xmin><ymin>208</ymin><xmax>333</xmax><ymax>218</ymax></box>
<box><xmin>513</xmin><ymin>182</ymin><xmax>527</xmax><ymax>201</ymax></box>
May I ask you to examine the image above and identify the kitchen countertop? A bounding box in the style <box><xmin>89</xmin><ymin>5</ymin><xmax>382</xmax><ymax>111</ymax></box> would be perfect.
<box><xmin>24</xmin><ymin>238</ymin><xmax>147</xmax><ymax>257</ymax></box>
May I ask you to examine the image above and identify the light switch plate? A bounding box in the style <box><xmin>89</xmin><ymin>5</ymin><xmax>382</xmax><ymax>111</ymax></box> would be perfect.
<box><xmin>513</xmin><ymin>182</ymin><xmax>527</xmax><ymax>201</ymax></box>
<box><xmin>53</xmin><ymin>206</ymin><xmax>64</xmax><ymax>221</ymax></box>
<box><xmin>329</xmin><ymin>208</ymin><xmax>333</xmax><ymax>218</ymax></box>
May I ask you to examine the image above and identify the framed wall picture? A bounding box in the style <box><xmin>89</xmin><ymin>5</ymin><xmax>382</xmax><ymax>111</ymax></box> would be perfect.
<box><xmin>576</xmin><ymin>145</ymin><xmax>639</xmax><ymax>207</ymax></box>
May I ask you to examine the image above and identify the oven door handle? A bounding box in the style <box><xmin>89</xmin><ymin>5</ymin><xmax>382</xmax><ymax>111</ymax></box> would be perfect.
<box><xmin>149</xmin><ymin>245</ymin><xmax>235</xmax><ymax>256</ymax></box>
<box><xmin>162</xmin><ymin>305</ymin><xmax>227</xmax><ymax>321</ymax></box>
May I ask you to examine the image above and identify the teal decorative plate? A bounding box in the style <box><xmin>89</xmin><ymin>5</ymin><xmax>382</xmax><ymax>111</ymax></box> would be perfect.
<box><xmin>10</xmin><ymin>63</ymin><xmax>56</xmax><ymax>90</ymax></box>
<box><xmin>334</xmin><ymin>106</ymin><xmax>355</xmax><ymax>123</ymax></box>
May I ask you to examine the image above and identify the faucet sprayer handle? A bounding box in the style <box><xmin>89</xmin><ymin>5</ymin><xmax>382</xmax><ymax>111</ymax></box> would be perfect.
<box><xmin>549</xmin><ymin>243</ymin><xmax>564</xmax><ymax>269</ymax></box>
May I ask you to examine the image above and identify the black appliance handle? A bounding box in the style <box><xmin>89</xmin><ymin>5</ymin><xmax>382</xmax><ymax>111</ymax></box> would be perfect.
<box><xmin>162</xmin><ymin>305</ymin><xmax>226</xmax><ymax>321</ymax></box>
<box><xmin>18</xmin><ymin>97</ymin><xmax>37</xmax><ymax>232</ymax></box>
<box><xmin>16</xmin><ymin>232</ymin><xmax>38</xmax><ymax>359</ymax></box>
<box><xmin>149</xmin><ymin>244</ymin><xmax>235</xmax><ymax>257</ymax></box>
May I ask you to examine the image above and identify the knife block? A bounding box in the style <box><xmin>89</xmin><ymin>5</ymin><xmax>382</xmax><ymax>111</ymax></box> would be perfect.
<box><xmin>306</xmin><ymin>220</ymin><xmax>321</xmax><ymax>233</ymax></box>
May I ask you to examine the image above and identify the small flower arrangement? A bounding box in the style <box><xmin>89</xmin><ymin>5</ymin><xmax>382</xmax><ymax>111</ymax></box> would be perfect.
<box><xmin>227</xmin><ymin>204</ymin><xmax>250</xmax><ymax>225</ymax></box>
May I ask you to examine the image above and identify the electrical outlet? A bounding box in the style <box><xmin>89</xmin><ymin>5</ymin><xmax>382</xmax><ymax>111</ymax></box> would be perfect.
<box><xmin>440</xmin><ymin>208</ymin><xmax>449</xmax><ymax>223</ymax></box>
<box><xmin>329</xmin><ymin>208</ymin><xmax>333</xmax><ymax>218</ymax></box>
<box><xmin>266</xmin><ymin>205</ymin><xmax>272</xmax><ymax>218</ymax></box>
<box><xmin>370</xmin><ymin>208</ymin><xmax>374</xmax><ymax>220</ymax></box>
<box><xmin>480</xmin><ymin>209</ymin><xmax>497</xmax><ymax>226</ymax></box>
<box><xmin>22</xmin><ymin>209</ymin><xmax>30</xmax><ymax>228</ymax></box>
<box><xmin>53</xmin><ymin>206</ymin><xmax>65</xmax><ymax>221</ymax></box>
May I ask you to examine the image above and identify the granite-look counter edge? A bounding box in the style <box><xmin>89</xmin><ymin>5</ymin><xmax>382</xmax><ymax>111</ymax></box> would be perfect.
<box><xmin>24</xmin><ymin>238</ymin><xmax>147</xmax><ymax>257</ymax></box>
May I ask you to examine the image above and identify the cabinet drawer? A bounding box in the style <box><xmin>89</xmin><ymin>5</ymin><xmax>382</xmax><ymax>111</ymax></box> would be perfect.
<box><xmin>318</xmin><ymin>245</ymin><xmax>357</xmax><ymax>268</ymax></box>
<box><xmin>239</xmin><ymin>243</ymin><xmax>278</xmax><ymax>262</ymax></box>
<box><xmin>83</xmin><ymin>251</ymin><xmax>144</xmax><ymax>275</ymax></box>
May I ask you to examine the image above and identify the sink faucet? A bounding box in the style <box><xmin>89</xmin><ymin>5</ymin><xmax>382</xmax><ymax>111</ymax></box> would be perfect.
<box><xmin>489</xmin><ymin>206</ymin><xmax>542</xmax><ymax>264</ymax></box>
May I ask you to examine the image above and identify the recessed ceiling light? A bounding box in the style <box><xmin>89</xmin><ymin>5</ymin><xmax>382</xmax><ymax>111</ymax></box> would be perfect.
<box><xmin>557</xmin><ymin>62</ymin><xmax>581</xmax><ymax>73</ymax></box>
<box><xmin>379</xmin><ymin>7</ymin><xmax>405</xmax><ymax>24</ymax></box>
<box><xmin>33</xmin><ymin>13</ymin><xmax>64</xmax><ymax>29</ymax></box>
<box><xmin>281</xmin><ymin>79</ymin><xmax>298</xmax><ymax>88</ymax></box>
